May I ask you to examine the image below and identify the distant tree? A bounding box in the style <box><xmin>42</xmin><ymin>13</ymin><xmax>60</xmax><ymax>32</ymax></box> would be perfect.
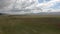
<box><xmin>0</xmin><ymin>13</ymin><xmax>3</xmax><ymax>15</ymax></box>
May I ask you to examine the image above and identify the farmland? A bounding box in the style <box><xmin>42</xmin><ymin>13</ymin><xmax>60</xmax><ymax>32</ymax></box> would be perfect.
<box><xmin>0</xmin><ymin>15</ymin><xmax>60</xmax><ymax>34</ymax></box>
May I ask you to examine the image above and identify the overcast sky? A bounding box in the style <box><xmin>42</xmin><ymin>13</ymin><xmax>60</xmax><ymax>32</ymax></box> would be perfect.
<box><xmin>0</xmin><ymin>0</ymin><xmax>60</xmax><ymax>14</ymax></box>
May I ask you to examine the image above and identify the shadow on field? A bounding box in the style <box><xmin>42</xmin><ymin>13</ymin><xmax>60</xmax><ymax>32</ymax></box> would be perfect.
<box><xmin>0</xmin><ymin>15</ymin><xmax>60</xmax><ymax>34</ymax></box>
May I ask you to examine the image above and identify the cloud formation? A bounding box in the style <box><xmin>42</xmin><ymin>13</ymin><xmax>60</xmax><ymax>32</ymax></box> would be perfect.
<box><xmin>0</xmin><ymin>0</ymin><xmax>60</xmax><ymax>14</ymax></box>
<box><xmin>0</xmin><ymin>0</ymin><xmax>15</xmax><ymax>11</ymax></box>
<box><xmin>37</xmin><ymin>0</ymin><xmax>60</xmax><ymax>9</ymax></box>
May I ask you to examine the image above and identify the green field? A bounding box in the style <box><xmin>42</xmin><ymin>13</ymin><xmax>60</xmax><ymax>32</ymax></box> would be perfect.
<box><xmin>0</xmin><ymin>15</ymin><xmax>60</xmax><ymax>34</ymax></box>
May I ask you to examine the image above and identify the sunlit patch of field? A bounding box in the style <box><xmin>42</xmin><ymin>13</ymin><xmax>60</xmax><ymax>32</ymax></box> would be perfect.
<box><xmin>0</xmin><ymin>15</ymin><xmax>60</xmax><ymax>34</ymax></box>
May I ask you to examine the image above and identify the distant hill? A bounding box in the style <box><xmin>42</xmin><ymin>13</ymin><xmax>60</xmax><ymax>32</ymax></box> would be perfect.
<box><xmin>0</xmin><ymin>11</ymin><xmax>60</xmax><ymax>16</ymax></box>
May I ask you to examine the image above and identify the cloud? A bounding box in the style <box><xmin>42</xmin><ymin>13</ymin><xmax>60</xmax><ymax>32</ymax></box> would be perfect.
<box><xmin>0</xmin><ymin>0</ymin><xmax>15</xmax><ymax>11</ymax></box>
<box><xmin>50</xmin><ymin>1</ymin><xmax>60</xmax><ymax>9</ymax></box>
<box><xmin>0</xmin><ymin>0</ymin><xmax>60</xmax><ymax>14</ymax></box>
<box><xmin>20</xmin><ymin>0</ymin><xmax>60</xmax><ymax>9</ymax></box>
<box><xmin>15</xmin><ymin>0</ymin><xmax>38</xmax><ymax>9</ymax></box>
<box><xmin>37</xmin><ymin>0</ymin><xmax>60</xmax><ymax>9</ymax></box>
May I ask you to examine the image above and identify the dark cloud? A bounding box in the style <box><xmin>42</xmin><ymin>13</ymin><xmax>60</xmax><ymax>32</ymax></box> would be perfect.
<box><xmin>0</xmin><ymin>0</ymin><xmax>12</xmax><ymax>9</ymax></box>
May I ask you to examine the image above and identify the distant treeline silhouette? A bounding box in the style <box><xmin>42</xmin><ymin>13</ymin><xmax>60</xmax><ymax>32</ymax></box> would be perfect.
<box><xmin>0</xmin><ymin>13</ymin><xmax>6</xmax><ymax>15</ymax></box>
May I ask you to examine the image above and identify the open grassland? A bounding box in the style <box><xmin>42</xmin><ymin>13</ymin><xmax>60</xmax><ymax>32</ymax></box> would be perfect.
<box><xmin>0</xmin><ymin>15</ymin><xmax>60</xmax><ymax>34</ymax></box>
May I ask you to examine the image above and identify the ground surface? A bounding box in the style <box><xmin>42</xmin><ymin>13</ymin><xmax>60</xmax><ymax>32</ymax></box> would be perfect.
<box><xmin>0</xmin><ymin>15</ymin><xmax>60</xmax><ymax>34</ymax></box>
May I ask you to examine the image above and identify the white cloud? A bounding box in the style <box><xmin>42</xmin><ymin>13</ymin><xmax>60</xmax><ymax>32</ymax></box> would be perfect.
<box><xmin>0</xmin><ymin>0</ymin><xmax>15</xmax><ymax>11</ymax></box>
<box><xmin>37</xmin><ymin>0</ymin><xmax>60</xmax><ymax>9</ymax></box>
<box><xmin>0</xmin><ymin>0</ymin><xmax>60</xmax><ymax>14</ymax></box>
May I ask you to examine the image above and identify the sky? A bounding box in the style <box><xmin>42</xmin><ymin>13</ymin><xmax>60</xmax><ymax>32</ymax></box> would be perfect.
<box><xmin>0</xmin><ymin>0</ymin><xmax>60</xmax><ymax>9</ymax></box>
<box><xmin>38</xmin><ymin>0</ymin><xmax>60</xmax><ymax>9</ymax></box>
<box><xmin>0</xmin><ymin>0</ymin><xmax>60</xmax><ymax>14</ymax></box>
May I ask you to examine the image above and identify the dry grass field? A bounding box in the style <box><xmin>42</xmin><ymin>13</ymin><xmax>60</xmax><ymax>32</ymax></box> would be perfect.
<box><xmin>0</xmin><ymin>15</ymin><xmax>60</xmax><ymax>34</ymax></box>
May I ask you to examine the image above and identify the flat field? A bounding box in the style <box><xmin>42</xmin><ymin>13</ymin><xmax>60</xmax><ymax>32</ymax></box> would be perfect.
<box><xmin>0</xmin><ymin>15</ymin><xmax>60</xmax><ymax>34</ymax></box>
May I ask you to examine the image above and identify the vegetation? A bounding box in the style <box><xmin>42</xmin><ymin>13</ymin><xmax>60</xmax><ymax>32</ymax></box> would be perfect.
<box><xmin>0</xmin><ymin>15</ymin><xmax>60</xmax><ymax>34</ymax></box>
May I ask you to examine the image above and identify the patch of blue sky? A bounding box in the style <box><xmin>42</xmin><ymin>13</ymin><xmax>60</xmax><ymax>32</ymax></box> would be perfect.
<box><xmin>50</xmin><ymin>2</ymin><xmax>60</xmax><ymax>9</ymax></box>
<box><xmin>45</xmin><ymin>0</ymin><xmax>51</xmax><ymax>2</ymax></box>
<box><xmin>38</xmin><ymin>0</ymin><xmax>51</xmax><ymax>3</ymax></box>
<box><xmin>38</xmin><ymin>0</ymin><xmax>44</xmax><ymax>3</ymax></box>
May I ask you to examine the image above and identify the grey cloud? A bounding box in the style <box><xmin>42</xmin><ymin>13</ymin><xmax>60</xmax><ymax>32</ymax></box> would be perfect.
<box><xmin>15</xmin><ymin>0</ymin><xmax>37</xmax><ymax>9</ymax></box>
<box><xmin>0</xmin><ymin>0</ymin><xmax>43</xmax><ymax>14</ymax></box>
<box><xmin>0</xmin><ymin>0</ymin><xmax>13</xmax><ymax>10</ymax></box>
